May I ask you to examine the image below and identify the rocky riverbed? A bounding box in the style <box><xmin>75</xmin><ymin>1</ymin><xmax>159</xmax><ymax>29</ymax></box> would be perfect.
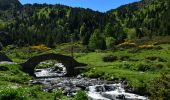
<box><xmin>29</xmin><ymin>63</ymin><xmax>148</xmax><ymax>100</ymax></box>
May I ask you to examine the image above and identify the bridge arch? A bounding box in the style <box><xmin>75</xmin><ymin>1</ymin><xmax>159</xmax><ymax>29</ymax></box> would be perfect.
<box><xmin>21</xmin><ymin>53</ymin><xmax>86</xmax><ymax>77</ymax></box>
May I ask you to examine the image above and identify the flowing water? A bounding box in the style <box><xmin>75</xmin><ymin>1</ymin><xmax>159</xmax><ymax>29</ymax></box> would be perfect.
<box><xmin>29</xmin><ymin>62</ymin><xmax>148</xmax><ymax>100</ymax></box>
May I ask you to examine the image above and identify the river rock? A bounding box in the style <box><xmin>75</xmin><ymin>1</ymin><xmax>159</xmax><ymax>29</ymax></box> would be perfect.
<box><xmin>0</xmin><ymin>53</ymin><xmax>12</xmax><ymax>62</ymax></box>
<box><xmin>29</xmin><ymin>67</ymin><xmax>148</xmax><ymax>100</ymax></box>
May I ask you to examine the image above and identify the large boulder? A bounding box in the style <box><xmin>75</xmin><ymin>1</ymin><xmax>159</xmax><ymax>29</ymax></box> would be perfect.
<box><xmin>0</xmin><ymin>53</ymin><xmax>12</xmax><ymax>62</ymax></box>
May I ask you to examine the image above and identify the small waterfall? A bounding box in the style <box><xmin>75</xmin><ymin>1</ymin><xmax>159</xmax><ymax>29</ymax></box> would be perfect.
<box><xmin>35</xmin><ymin>62</ymin><xmax>67</xmax><ymax>78</ymax></box>
<box><xmin>31</xmin><ymin>62</ymin><xmax>148</xmax><ymax>100</ymax></box>
<box><xmin>88</xmin><ymin>84</ymin><xmax>148</xmax><ymax>100</ymax></box>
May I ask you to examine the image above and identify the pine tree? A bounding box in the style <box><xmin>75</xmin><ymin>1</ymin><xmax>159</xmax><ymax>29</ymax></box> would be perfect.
<box><xmin>88</xmin><ymin>29</ymin><xmax>106</xmax><ymax>50</ymax></box>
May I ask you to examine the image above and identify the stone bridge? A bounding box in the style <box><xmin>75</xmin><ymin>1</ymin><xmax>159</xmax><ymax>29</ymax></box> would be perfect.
<box><xmin>21</xmin><ymin>53</ymin><xmax>87</xmax><ymax>77</ymax></box>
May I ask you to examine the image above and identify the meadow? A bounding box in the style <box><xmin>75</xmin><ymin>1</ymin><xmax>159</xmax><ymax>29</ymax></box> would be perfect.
<box><xmin>0</xmin><ymin>36</ymin><xmax>170</xmax><ymax>99</ymax></box>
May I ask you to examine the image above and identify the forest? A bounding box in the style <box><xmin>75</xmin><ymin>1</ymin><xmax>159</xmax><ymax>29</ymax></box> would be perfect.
<box><xmin>0</xmin><ymin>0</ymin><xmax>169</xmax><ymax>49</ymax></box>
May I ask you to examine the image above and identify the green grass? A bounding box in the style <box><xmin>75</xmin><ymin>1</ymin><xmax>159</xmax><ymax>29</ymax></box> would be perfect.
<box><xmin>0</xmin><ymin>64</ymin><xmax>31</xmax><ymax>83</ymax></box>
<box><xmin>0</xmin><ymin>42</ymin><xmax>170</xmax><ymax>98</ymax></box>
<box><xmin>0</xmin><ymin>64</ymin><xmax>73</xmax><ymax>100</ymax></box>
<box><xmin>74</xmin><ymin>44</ymin><xmax>170</xmax><ymax>90</ymax></box>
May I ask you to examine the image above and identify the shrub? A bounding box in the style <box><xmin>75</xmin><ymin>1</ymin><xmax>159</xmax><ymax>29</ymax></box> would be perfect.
<box><xmin>54</xmin><ymin>90</ymin><xmax>63</xmax><ymax>99</ymax></box>
<box><xmin>118</xmin><ymin>42</ymin><xmax>137</xmax><ymax>49</ymax></box>
<box><xmin>158</xmin><ymin>58</ymin><xmax>167</xmax><ymax>62</ymax></box>
<box><xmin>154</xmin><ymin>64</ymin><xmax>164</xmax><ymax>71</ymax></box>
<box><xmin>30</xmin><ymin>44</ymin><xmax>51</xmax><ymax>51</ymax></box>
<box><xmin>167</xmin><ymin>62</ymin><xmax>170</xmax><ymax>69</ymax></box>
<box><xmin>28</xmin><ymin>86</ymin><xmax>41</xmax><ymax>98</ymax></box>
<box><xmin>88</xmin><ymin>29</ymin><xmax>106</xmax><ymax>50</ymax></box>
<box><xmin>146</xmin><ymin>56</ymin><xmax>167</xmax><ymax>62</ymax></box>
<box><xmin>85</xmin><ymin>69</ymin><xmax>105</xmax><ymax>78</ymax></box>
<box><xmin>106</xmin><ymin>37</ymin><xmax>116</xmax><ymax>49</ymax></box>
<box><xmin>143</xmin><ymin>63</ymin><xmax>164</xmax><ymax>72</ymax></box>
<box><xmin>120</xmin><ymin>56</ymin><xmax>130</xmax><ymax>61</ymax></box>
<box><xmin>149</xmin><ymin>72</ymin><xmax>170</xmax><ymax>100</ymax></box>
<box><xmin>136</xmin><ymin>64</ymin><xmax>150</xmax><ymax>72</ymax></box>
<box><xmin>128</xmin><ymin>48</ymin><xmax>140</xmax><ymax>53</ymax></box>
<box><xmin>123</xmin><ymin>63</ymin><xmax>134</xmax><ymax>69</ymax></box>
<box><xmin>36</xmin><ymin>60</ymin><xmax>56</xmax><ymax>69</ymax></box>
<box><xmin>74</xmin><ymin>90</ymin><xmax>87</xmax><ymax>100</ymax></box>
<box><xmin>0</xmin><ymin>88</ymin><xmax>25</xmax><ymax>100</ymax></box>
<box><xmin>0</xmin><ymin>66</ymin><xmax>9</xmax><ymax>71</ymax></box>
<box><xmin>103</xmin><ymin>55</ymin><xmax>118</xmax><ymax>62</ymax></box>
<box><xmin>146</xmin><ymin>56</ymin><xmax>158</xmax><ymax>61</ymax></box>
<box><xmin>138</xmin><ymin>45</ymin><xmax>162</xmax><ymax>50</ymax></box>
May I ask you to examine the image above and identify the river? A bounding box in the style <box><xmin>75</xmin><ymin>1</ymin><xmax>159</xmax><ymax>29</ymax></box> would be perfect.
<box><xmin>29</xmin><ymin>62</ymin><xmax>148</xmax><ymax>100</ymax></box>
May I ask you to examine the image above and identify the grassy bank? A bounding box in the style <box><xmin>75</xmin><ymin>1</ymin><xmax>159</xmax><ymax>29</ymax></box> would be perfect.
<box><xmin>0</xmin><ymin>64</ymin><xmax>87</xmax><ymax>100</ymax></box>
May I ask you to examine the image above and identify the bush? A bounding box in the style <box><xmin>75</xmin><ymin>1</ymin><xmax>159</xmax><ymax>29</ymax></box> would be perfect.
<box><xmin>54</xmin><ymin>90</ymin><xmax>63</xmax><ymax>99</ymax></box>
<box><xmin>74</xmin><ymin>90</ymin><xmax>87</xmax><ymax>100</ymax></box>
<box><xmin>118</xmin><ymin>42</ymin><xmax>137</xmax><ymax>49</ymax></box>
<box><xmin>103</xmin><ymin>55</ymin><xmax>118</xmax><ymax>62</ymax></box>
<box><xmin>154</xmin><ymin>64</ymin><xmax>164</xmax><ymax>71</ymax></box>
<box><xmin>30</xmin><ymin>44</ymin><xmax>51</xmax><ymax>51</ymax></box>
<box><xmin>85</xmin><ymin>69</ymin><xmax>105</xmax><ymax>78</ymax></box>
<box><xmin>167</xmin><ymin>62</ymin><xmax>170</xmax><ymax>69</ymax></box>
<box><xmin>120</xmin><ymin>56</ymin><xmax>130</xmax><ymax>61</ymax></box>
<box><xmin>149</xmin><ymin>73</ymin><xmax>170</xmax><ymax>100</ymax></box>
<box><xmin>136</xmin><ymin>64</ymin><xmax>150</xmax><ymax>72</ymax></box>
<box><xmin>88</xmin><ymin>29</ymin><xmax>106</xmax><ymax>50</ymax></box>
<box><xmin>128</xmin><ymin>48</ymin><xmax>140</xmax><ymax>53</ymax></box>
<box><xmin>0</xmin><ymin>88</ymin><xmax>25</xmax><ymax>100</ymax></box>
<box><xmin>146</xmin><ymin>56</ymin><xmax>167</xmax><ymax>62</ymax></box>
<box><xmin>36</xmin><ymin>60</ymin><xmax>56</xmax><ymax>69</ymax></box>
<box><xmin>0</xmin><ymin>66</ymin><xmax>9</xmax><ymax>71</ymax></box>
<box><xmin>138</xmin><ymin>45</ymin><xmax>162</xmax><ymax>50</ymax></box>
<box><xmin>106</xmin><ymin>37</ymin><xmax>116</xmax><ymax>49</ymax></box>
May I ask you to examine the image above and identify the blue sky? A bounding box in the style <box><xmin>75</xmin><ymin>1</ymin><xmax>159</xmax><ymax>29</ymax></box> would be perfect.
<box><xmin>19</xmin><ymin>0</ymin><xmax>140</xmax><ymax>12</ymax></box>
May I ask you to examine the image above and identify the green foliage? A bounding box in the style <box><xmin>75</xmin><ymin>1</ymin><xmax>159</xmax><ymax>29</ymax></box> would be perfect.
<box><xmin>0</xmin><ymin>20</ymin><xmax>6</xmax><ymax>30</ymax></box>
<box><xmin>0</xmin><ymin>64</ymin><xmax>31</xmax><ymax>84</ymax></box>
<box><xmin>36</xmin><ymin>60</ymin><xmax>56</xmax><ymax>69</ymax></box>
<box><xmin>0</xmin><ymin>85</ymin><xmax>60</xmax><ymax>100</ymax></box>
<box><xmin>136</xmin><ymin>63</ymin><xmax>150</xmax><ymax>72</ymax></box>
<box><xmin>150</xmin><ymin>72</ymin><xmax>170</xmax><ymax>100</ymax></box>
<box><xmin>76</xmin><ymin>43</ymin><xmax>170</xmax><ymax>96</ymax></box>
<box><xmin>0</xmin><ymin>66</ymin><xmax>9</xmax><ymax>71</ymax></box>
<box><xmin>124</xmin><ymin>28</ymin><xmax>136</xmax><ymax>40</ymax></box>
<box><xmin>0</xmin><ymin>88</ymin><xmax>25</xmax><ymax>100</ymax></box>
<box><xmin>2</xmin><ymin>4</ymin><xmax>106</xmax><ymax>46</ymax></box>
<box><xmin>74</xmin><ymin>90</ymin><xmax>88</xmax><ymax>100</ymax></box>
<box><xmin>103</xmin><ymin>55</ymin><xmax>117</xmax><ymax>62</ymax></box>
<box><xmin>106</xmin><ymin>37</ymin><xmax>116</xmax><ymax>49</ymax></box>
<box><xmin>85</xmin><ymin>67</ymin><xmax>105</xmax><ymax>78</ymax></box>
<box><xmin>104</xmin><ymin>23</ymin><xmax>114</xmax><ymax>37</ymax></box>
<box><xmin>80</xmin><ymin>23</ymin><xmax>87</xmax><ymax>44</ymax></box>
<box><xmin>54</xmin><ymin>90</ymin><xmax>63</xmax><ymax>99</ymax></box>
<box><xmin>88</xmin><ymin>29</ymin><xmax>106</xmax><ymax>50</ymax></box>
<box><xmin>0</xmin><ymin>0</ymin><xmax>169</xmax><ymax>48</ymax></box>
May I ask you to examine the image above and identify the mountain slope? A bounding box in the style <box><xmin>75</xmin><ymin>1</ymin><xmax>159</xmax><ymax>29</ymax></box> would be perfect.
<box><xmin>107</xmin><ymin>0</ymin><xmax>170</xmax><ymax>37</ymax></box>
<box><xmin>0</xmin><ymin>0</ymin><xmax>169</xmax><ymax>47</ymax></box>
<box><xmin>0</xmin><ymin>0</ymin><xmax>22</xmax><ymax>10</ymax></box>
